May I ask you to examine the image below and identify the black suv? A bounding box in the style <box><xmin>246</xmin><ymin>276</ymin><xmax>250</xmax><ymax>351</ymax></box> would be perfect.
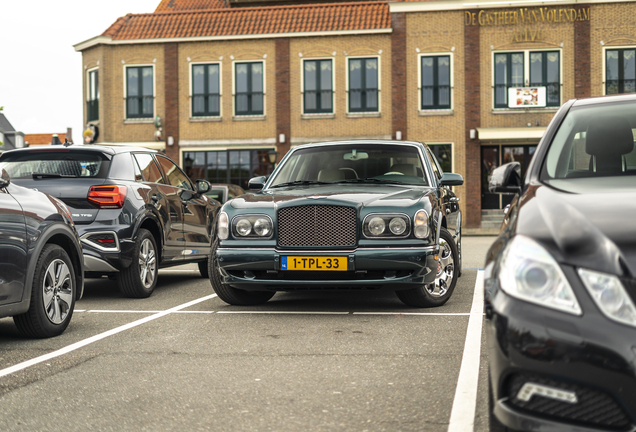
<box><xmin>0</xmin><ymin>145</ymin><xmax>220</xmax><ymax>298</ymax></box>
<box><xmin>0</xmin><ymin>169</ymin><xmax>84</xmax><ymax>337</ymax></box>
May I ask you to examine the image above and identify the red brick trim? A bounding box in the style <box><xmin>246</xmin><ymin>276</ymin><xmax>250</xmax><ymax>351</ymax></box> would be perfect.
<box><xmin>464</xmin><ymin>11</ymin><xmax>481</xmax><ymax>229</ymax></box>
<box><xmin>391</xmin><ymin>12</ymin><xmax>407</xmax><ymax>141</ymax></box>
<box><xmin>276</xmin><ymin>38</ymin><xmax>291</xmax><ymax>158</ymax></box>
<box><xmin>164</xmin><ymin>42</ymin><xmax>180</xmax><ymax>161</ymax></box>
<box><xmin>574</xmin><ymin>4</ymin><xmax>591</xmax><ymax>99</ymax></box>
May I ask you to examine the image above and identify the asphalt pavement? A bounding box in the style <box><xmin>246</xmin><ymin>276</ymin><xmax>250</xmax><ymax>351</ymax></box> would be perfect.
<box><xmin>0</xmin><ymin>235</ymin><xmax>497</xmax><ymax>432</ymax></box>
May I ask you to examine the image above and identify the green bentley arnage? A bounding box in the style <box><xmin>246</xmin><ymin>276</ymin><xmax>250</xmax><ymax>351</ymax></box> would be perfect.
<box><xmin>209</xmin><ymin>140</ymin><xmax>463</xmax><ymax>308</ymax></box>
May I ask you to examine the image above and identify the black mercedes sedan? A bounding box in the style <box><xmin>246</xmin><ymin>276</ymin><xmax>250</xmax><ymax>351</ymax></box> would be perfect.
<box><xmin>0</xmin><ymin>169</ymin><xmax>84</xmax><ymax>338</ymax></box>
<box><xmin>486</xmin><ymin>94</ymin><xmax>636</xmax><ymax>431</ymax></box>
<box><xmin>0</xmin><ymin>145</ymin><xmax>220</xmax><ymax>298</ymax></box>
<box><xmin>209</xmin><ymin>140</ymin><xmax>464</xmax><ymax>308</ymax></box>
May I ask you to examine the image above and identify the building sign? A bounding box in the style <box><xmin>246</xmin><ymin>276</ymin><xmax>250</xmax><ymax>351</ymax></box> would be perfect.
<box><xmin>508</xmin><ymin>87</ymin><xmax>546</xmax><ymax>108</ymax></box>
<box><xmin>465</xmin><ymin>7</ymin><xmax>590</xmax><ymax>26</ymax></box>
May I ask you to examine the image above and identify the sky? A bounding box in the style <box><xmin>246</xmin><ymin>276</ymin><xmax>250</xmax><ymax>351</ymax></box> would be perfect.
<box><xmin>1</xmin><ymin>0</ymin><xmax>160</xmax><ymax>143</ymax></box>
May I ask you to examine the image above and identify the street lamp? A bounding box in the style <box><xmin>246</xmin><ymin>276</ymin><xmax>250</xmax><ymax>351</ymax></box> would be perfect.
<box><xmin>267</xmin><ymin>149</ymin><xmax>279</xmax><ymax>165</ymax></box>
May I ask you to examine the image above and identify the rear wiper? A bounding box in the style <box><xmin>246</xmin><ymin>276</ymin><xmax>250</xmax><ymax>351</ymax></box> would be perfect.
<box><xmin>32</xmin><ymin>172</ymin><xmax>79</xmax><ymax>179</ymax></box>
<box><xmin>270</xmin><ymin>180</ymin><xmax>332</xmax><ymax>188</ymax></box>
<box><xmin>336</xmin><ymin>178</ymin><xmax>405</xmax><ymax>185</ymax></box>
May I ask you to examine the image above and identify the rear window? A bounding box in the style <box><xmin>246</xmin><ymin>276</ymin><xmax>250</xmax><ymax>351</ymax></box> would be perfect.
<box><xmin>0</xmin><ymin>150</ymin><xmax>110</xmax><ymax>179</ymax></box>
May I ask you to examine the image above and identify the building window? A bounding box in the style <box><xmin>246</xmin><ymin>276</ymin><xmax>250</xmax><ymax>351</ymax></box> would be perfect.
<box><xmin>494</xmin><ymin>51</ymin><xmax>560</xmax><ymax>108</ymax></box>
<box><xmin>606</xmin><ymin>49</ymin><xmax>636</xmax><ymax>95</ymax></box>
<box><xmin>126</xmin><ymin>66</ymin><xmax>154</xmax><ymax>118</ymax></box>
<box><xmin>348</xmin><ymin>58</ymin><xmax>378</xmax><ymax>112</ymax></box>
<box><xmin>183</xmin><ymin>149</ymin><xmax>273</xmax><ymax>190</ymax></box>
<box><xmin>420</xmin><ymin>55</ymin><xmax>451</xmax><ymax>110</ymax></box>
<box><xmin>428</xmin><ymin>144</ymin><xmax>453</xmax><ymax>174</ymax></box>
<box><xmin>235</xmin><ymin>62</ymin><xmax>264</xmax><ymax>116</ymax></box>
<box><xmin>303</xmin><ymin>59</ymin><xmax>333</xmax><ymax>114</ymax></box>
<box><xmin>192</xmin><ymin>64</ymin><xmax>220</xmax><ymax>117</ymax></box>
<box><xmin>87</xmin><ymin>69</ymin><xmax>99</xmax><ymax>122</ymax></box>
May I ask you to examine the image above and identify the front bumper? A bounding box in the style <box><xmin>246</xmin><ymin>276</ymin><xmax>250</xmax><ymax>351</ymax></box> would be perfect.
<box><xmin>216</xmin><ymin>246</ymin><xmax>439</xmax><ymax>291</ymax></box>
<box><xmin>486</xmin><ymin>268</ymin><xmax>636</xmax><ymax>431</ymax></box>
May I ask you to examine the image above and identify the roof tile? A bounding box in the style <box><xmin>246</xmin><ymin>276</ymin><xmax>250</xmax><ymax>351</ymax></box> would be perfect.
<box><xmin>103</xmin><ymin>2</ymin><xmax>390</xmax><ymax>40</ymax></box>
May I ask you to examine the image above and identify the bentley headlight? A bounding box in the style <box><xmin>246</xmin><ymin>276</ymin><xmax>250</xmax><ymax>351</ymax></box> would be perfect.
<box><xmin>413</xmin><ymin>210</ymin><xmax>429</xmax><ymax>239</ymax></box>
<box><xmin>236</xmin><ymin>219</ymin><xmax>252</xmax><ymax>236</ymax></box>
<box><xmin>578</xmin><ymin>268</ymin><xmax>636</xmax><ymax>327</ymax></box>
<box><xmin>218</xmin><ymin>212</ymin><xmax>229</xmax><ymax>240</ymax></box>
<box><xmin>363</xmin><ymin>214</ymin><xmax>410</xmax><ymax>238</ymax></box>
<box><xmin>253</xmin><ymin>218</ymin><xmax>273</xmax><ymax>237</ymax></box>
<box><xmin>499</xmin><ymin>235</ymin><xmax>581</xmax><ymax>315</ymax></box>
<box><xmin>389</xmin><ymin>217</ymin><xmax>407</xmax><ymax>235</ymax></box>
<box><xmin>368</xmin><ymin>217</ymin><xmax>385</xmax><ymax>236</ymax></box>
<box><xmin>232</xmin><ymin>215</ymin><xmax>273</xmax><ymax>238</ymax></box>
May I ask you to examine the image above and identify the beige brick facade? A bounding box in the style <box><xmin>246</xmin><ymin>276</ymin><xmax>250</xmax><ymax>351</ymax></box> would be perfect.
<box><xmin>78</xmin><ymin>0</ymin><xmax>636</xmax><ymax>228</ymax></box>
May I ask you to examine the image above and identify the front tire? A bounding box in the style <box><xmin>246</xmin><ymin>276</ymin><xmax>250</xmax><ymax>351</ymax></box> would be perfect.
<box><xmin>14</xmin><ymin>244</ymin><xmax>76</xmax><ymax>338</ymax></box>
<box><xmin>395</xmin><ymin>227</ymin><xmax>458</xmax><ymax>308</ymax></box>
<box><xmin>209</xmin><ymin>240</ymin><xmax>274</xmax><ymax>305</ymax></box>
<box><xmin>119</xmin><ymin>229</ymin><xmax>158</xmax><ymax>298</ymax></box>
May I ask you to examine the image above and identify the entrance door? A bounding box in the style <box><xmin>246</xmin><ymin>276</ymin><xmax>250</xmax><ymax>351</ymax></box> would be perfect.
<box><xmin>481</xmin><ymin>146</ymin><xmax>500</xmax><ymax>209</ymax></box>
<box><xmin>481</xmin><ymin>144</ymin><xmax>537</xmax><ymax>209</ymax></box>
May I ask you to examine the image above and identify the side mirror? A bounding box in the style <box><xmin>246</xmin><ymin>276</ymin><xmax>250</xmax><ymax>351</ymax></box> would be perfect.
<box><xmin>440</xmin><ymin>173</ymin><xmax>464</xmax><ymax>186</ymax></box>
<box><xmin>0</xmin><ymin>169</ymin><xmax>10</xmax><ymax>189</ymax></box>
<box><xmin>195</xmin><ymin>179</ymin><xmax>211</xmax><ymax>194</ymax></box>
<box><xmin>248</xmin><ymin>176</ymin><xmax>267</xmax><ymax>190</ymax></box>
<box><xmin>489</xmin><ymin>162</ymin><xmax>522</xmax><ymax>194</ymax></box>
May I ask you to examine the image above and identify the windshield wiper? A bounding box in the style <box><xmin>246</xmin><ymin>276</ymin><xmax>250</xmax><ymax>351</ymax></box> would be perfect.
<box><xmin>32</xmin><ymin>173</ymin><xmax>79</xmax><ymax>179</ymax></box>
<box><xmin>336</xmin><ymin>178</ymin><xmax>405</xmax><ymax>185</ymax></box>
<box><xmin>270</xmin><ymin>180</ymin><xmax>332</xmax><ymax>188</ymax></box>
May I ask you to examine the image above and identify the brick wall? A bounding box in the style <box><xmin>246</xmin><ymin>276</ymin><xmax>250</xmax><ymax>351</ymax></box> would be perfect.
<box><xmin>574</xmin><ymin>4</ymin><xmax>591</xmax><ymax>99</ymax></box>
<box><xmin>164</xmin><ymin>42</ymin><xmax>179</xmax><ymax>161</ymax></box>
<box><xmin>276</xmin><ymin>38</ymin><xmax>291</xmax><ymax>158</ymax></box>
<box><xmin>392</xmin><ymin>13</ymin><xmax>407</xmax><ymax>141</ymax></box>
<box><xmin>464</xmin><ymin>10</ymin><xmax>481</xmax><ymax>229</ymax></box>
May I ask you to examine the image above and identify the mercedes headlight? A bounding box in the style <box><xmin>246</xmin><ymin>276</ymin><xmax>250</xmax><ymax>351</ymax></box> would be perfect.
<box><xmin>578</xmin><ymin>268</ymin><xmax>636</xmax><ymax>327</ymax></box>
<box><xmin>499</xmin><ymin>235</ymin><xmax>581</xmax><ymax>315</ymax></box>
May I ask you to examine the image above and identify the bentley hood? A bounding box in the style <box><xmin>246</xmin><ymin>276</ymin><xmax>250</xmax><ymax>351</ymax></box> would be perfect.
<box><xmin>229</xmin><ymin>183</ymin><xmax>434</xmax><ymax>211</ymax></box>
<box><xmin>515</xmin><ymin>180</ymin><xmax>636</xmax><ymax>277</ymax></box>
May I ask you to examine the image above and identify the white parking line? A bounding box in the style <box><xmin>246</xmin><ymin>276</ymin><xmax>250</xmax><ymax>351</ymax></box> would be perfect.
<box><xmin>0</xmin><ymin>294</ymin><xmax>218</xmax><ymax>379</ymax></box>
<box><xmin>216</xmin><ymin>311</ymin><xmax>350</xmax><ymax>315</ymax></box>
<box><xmin>448</xmin><ymin>270</ymin><xmax>485</xmax><ymax>432</ymax></box>
<box><xmin>353</xmin><ymin>312</ymin><xmax>469</xmax><ymax>316</ymax></box>
<box><xmin>73</xmin><ymin>310</ymin><xmax>471</xmax><ymax>316</ymax></box>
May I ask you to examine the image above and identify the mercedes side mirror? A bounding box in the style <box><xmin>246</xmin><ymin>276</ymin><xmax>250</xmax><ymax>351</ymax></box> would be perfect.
<box><xmin>489</xmin><ymin>162</ymin><xmax>522</xmax><ymax>194</ymax></box>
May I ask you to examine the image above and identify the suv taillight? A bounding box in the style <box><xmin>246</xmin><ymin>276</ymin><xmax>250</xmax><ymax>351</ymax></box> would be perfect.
<box><xmin>88</xmin><ymin>185</ymin><xmax>127</xmax><ymax>209</ymax></box>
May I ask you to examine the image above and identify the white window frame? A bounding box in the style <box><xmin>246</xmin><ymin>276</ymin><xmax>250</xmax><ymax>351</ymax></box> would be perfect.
<box><xmin>232</xmin><ymin>60</ymin><xmax>266</xmax><ymax>119</ymax></box>
<box><xmin>189</xmin><ymin>61</ymin><xmax>223</xmax><ymax>119</ymax></box>
<box><xmin>602</xmin><ymin>45</ymin><xmax>636</xmax><ymax>96</ymax></box>
<box><xmin>491</xmin><ymin>48</ymin><xmax>563</xmax><ymax>110</ymax></box>
<box><xmin>418</xmin><ymin>52</ymin><xmax>454</xmax><ymax>114</ymax></box>
<box><xmin>86</xmin><ymin>66</ymin><xmax>99</xmax><ymax>123</ymax></box>
<box><xmin>345</xmin><ymin>55</ymin><xmax>381</xmax><ymax>116</ymax></box>
<box><xmin>123</xmin><ymin>63</ymin><xmax>156</xmax><ymax>121</ymax></box>
<box><xmin>300</xmin><ymin>56</ymin><xmax>336</xmax><ymax>117</ymax></box>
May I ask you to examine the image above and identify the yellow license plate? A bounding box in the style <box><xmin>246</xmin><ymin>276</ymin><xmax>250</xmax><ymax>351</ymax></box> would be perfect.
<box><xmin>281</xmin><ymin>256</ymin><xmax>347</xmax><ymax>271</ymax></box>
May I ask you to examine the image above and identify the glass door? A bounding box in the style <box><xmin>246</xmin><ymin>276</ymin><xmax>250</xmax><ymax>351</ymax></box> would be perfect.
<box><xmin>481</xmin><ymin>146</ymin><xmax>500</xmax><ymax>210</ymax></box>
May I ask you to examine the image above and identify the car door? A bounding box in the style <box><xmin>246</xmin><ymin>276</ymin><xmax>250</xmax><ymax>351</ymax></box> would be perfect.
<box><xmin>0</xmin><ymin>185</ymin><xmax>27</xmax><ymax>306</ymax></box>
<box><xmin>425</xmin><ymin>147</ymin><xmax>460</xmax><ymax>236</ymax></box>
<box><xmin>155</xmin><ymin>155</ymin><xmax>210</xmax><ymax>260</ymax></box>
<box><xmin>132</xmin><ymin>153</ymin><xmax>184</xmax><ymax>263</ymax></box>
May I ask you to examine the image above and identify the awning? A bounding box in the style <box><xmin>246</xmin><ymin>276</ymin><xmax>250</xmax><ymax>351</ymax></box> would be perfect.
<box><xmin>476</xmin><ymin>127</ymin><xmax>546</xmax><ymax>143</ymax></box>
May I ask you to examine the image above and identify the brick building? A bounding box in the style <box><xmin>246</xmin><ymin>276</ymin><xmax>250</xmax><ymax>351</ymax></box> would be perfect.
<box><xmin>74</xmin><ymin>0</ymin><xmax>636</xmax><ymax>229</ymax></box>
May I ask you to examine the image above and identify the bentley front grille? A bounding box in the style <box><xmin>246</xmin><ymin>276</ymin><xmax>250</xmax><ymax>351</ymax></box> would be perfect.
<box><xmin>278</xmin><ymin>205</ymin><xmax>357</xmax><ymax>247</ymax></box>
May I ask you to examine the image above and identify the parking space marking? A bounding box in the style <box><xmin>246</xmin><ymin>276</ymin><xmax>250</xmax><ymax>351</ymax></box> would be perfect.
<box><xmin>216</xmin><ymin>311</ymin><xmax>350</xmax><ymax>315</ymax></box>
<box><xmin>0</xmin><ymin>294</ymin><xmax>218</xmax><ymax>379</ymax></box>
<box><xmin>353</xmin><ymin>312</ymin><xmax>469</xmax><ymax>316</ymax></box>
<box><xmin>448</xmin><ymin>270</ymin><xmax>485</xmax><ymax>432</ymax></box>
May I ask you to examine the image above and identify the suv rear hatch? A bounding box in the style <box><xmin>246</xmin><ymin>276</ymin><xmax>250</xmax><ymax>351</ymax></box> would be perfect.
<box><xmin>0</xmin><ymin>148</ymin><xmax>112</xmax><ymax>224</ymax></box>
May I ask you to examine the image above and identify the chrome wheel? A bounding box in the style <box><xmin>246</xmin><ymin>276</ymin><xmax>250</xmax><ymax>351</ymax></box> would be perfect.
<box><xmin>427</xmin><ymin>237</ymin><xmax>455</xmax><ymax>297</ymax></box>
<box><xmin>139</xmin><ymin>238</ymin><xmax>157</xmax><ymax>289</ymax></box>
<box><xmin>42</xmin><ymin>258</ymin><xmax>73</xmax><ymax>324</ymax></box>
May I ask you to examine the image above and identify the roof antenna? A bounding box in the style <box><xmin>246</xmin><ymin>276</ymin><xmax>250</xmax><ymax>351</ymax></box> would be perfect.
<box><xmin>64</xmin><ymin>138</ymin><xmax>71</xmax><ymax>147</ymax></box>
